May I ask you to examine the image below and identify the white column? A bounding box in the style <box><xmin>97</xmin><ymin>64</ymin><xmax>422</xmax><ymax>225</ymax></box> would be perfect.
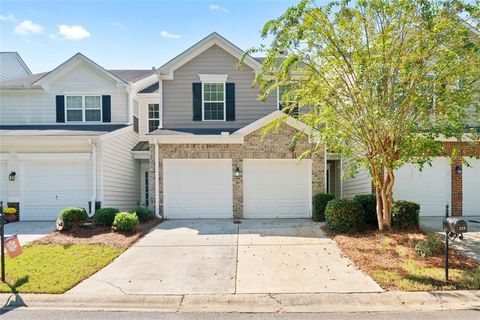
<box><xmin>154</xmin><ymin>140</ymin><xmax>160</xmax><ymax>218</ymax></box>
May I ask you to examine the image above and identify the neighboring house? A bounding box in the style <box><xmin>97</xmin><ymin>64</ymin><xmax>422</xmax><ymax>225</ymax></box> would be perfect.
<box><xmin>0</xmin><ymin>53</ymin><xmax>157</xmax><ymax>220</ymax></box>
<box><xmin>0</xmin><ymin>33</ymin><xmax>325</xmax><ymax>221</ymax></box>
<box><xmin>0</xmin><ymin>52</ymin><xmax>32</xmax><ymax>81</ymax></box>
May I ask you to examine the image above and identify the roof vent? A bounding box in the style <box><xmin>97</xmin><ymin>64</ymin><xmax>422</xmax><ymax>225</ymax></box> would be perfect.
<box><xmin>152</xmin><ymin>67</ymin><xmax>156</xmax><ymax>71</ymax></box>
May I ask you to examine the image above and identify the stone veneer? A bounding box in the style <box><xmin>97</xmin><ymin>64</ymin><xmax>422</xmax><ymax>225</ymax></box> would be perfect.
<box><xmin>149</xmin><ymin>124</ymin><xmax>325</xmax><ymax>219</ymax></box>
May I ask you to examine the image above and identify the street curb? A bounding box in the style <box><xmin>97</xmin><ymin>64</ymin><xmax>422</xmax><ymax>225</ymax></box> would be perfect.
<box><xmin>1</xmin><ymin>290</ymin><xmax>479</xmax><ymax>313</ymax></box>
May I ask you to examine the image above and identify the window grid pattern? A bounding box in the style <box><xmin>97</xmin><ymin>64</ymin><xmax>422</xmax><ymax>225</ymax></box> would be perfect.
<box><xmin>203</xmin><ymin>83</ymin><xmax>225</xmax><ymax>121</ymax></box>
<box><xmin>66</xmin><ymin>95</ymin><xmax>101</xmax><ymax>122</ymax></box>
<box><xmin>148</xmin><ymin>103</ymin><xmax>160</xmax><ymax>133</ymax></box>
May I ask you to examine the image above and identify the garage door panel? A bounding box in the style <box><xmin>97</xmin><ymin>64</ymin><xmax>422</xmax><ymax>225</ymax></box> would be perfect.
<box><xmin>163</xmin><ymin>159</ymin><xmax>233</xmax><ymax>219</ymax></box>
<box><xmin>393</xmin><ymin>158</ymin><xmax>451</xmax><ymax>216</ymax></box>
<box><xmin>463</xmin><ymin>159</ymin><xmax>480</xmax><ymax>216</ymax></box>
<box><xmin>21</xmin><ymin>161</ymin><xmax>90</xmax><ymax>221</ymax></box>
<box><xmin>243</xmin><ymin>159</ymin><xmax>312</xmax><ymax>218</ymax></box>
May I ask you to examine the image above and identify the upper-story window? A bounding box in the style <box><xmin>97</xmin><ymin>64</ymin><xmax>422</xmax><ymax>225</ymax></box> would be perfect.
<box><xmin>66</xmin><ymin>95</ymin><xmax>102</xmax><ymax>122</ymax></box>
<box><xmin>203</xmin><ymin>83</ymin><xmax>225</xmax><ymax>121</ymax></box>
<box><xmin>148</xmin><ymin>103</ymin><xmax>160</xmax><ymax>132</ymax></box>
<box><xmin>277</xmin><ymin>85</ymin><xmax>298</xmax><ymax>115</ymax></box>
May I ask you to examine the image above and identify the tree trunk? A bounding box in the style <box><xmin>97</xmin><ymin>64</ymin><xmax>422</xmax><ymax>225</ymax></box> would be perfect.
<box><xmin>373</xmin><ymin>167</ymin><xmax>395</xmax><ymax>231</ymax></box>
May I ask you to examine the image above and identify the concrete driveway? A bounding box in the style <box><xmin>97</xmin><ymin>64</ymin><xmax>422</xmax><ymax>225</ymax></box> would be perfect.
<box><xmin>68</xmin><ymin>219</ymin><xmax>382</xmax><ymax>296</ymax></box>
<box><xmin>4</xmin><ymin>221</ymin><xmax>54</xmax><ymax>245</ymax></box>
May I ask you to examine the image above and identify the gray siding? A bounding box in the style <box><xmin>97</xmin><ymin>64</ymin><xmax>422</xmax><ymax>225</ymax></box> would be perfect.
<box><xmin>163</xmin><ymin>45</ymin><xmax>277</xmax><ymax>129</ymax></box>
<box><xmin>101</xmin><ymin>129</ymin><xmax>140</xmax><ymax>210</ymax></box>
<box><xmin>342</xmin><ymin>165</ymin><xmax>373</xmax><ymax>199</ymax></box>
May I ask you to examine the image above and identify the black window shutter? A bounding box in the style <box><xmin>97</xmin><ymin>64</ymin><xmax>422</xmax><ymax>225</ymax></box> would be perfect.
<box><xmin>226</xmin><ymin>83</ymin><xmax>235</xmax><ymax>121</ymax></box>
<box><xmin>192</xmin><ymin>83</ymin><xmax>202</xmax><ymax>121</ymax></box>
<box><xmin>102</xmin><ymin>95</ymin><xmax>111</xmax><ymax>123</ymax></box>
<box><xmin>55</xmin><ymin>95</ymin><xmax>65</xmax><ymax>123</ymax></box>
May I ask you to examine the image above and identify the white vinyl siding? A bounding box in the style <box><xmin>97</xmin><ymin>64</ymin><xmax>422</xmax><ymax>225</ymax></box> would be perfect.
<box><xmin>0</xmin><ymin>161</ymin><xmax>8</xmax><ymax>206</ymax></box>
<box><xmin>0</xmin><ymin>63</ymin><xmax>128</xmax><ymax>125</ymax></box>
<box><xmin>101</xmin><ymin>129</ymin><xmax>140</xmax><ymax>210</ymax></box>
<box><xmin>162</xmin><ymin>44</ymin><xmax>277</xmax><ymax>129</ymax></box>
<box><xmin>342</xmin><ymin>167</ymin><xmax>372</xmax><ymax>199</ymax></box>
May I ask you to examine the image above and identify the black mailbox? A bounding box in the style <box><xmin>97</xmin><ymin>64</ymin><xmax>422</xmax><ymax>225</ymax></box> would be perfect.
<box><xmin>443</xmin><ymin>217</ymin><xmax>468</xmax><ymax>234</ymax></box>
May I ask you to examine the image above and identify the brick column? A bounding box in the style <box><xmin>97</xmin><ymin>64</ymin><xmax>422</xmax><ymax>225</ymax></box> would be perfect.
<box><xmin>451</xmin><ymin>158</ymin><xmax>462</xmax><ymax>216</ymax></box>
<box><xmin>232</xmin><ymin>158</ymin><xmax>243</xmax><ymax>219</ymax></box>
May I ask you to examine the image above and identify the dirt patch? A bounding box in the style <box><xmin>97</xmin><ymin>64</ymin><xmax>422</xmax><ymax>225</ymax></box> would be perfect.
<box><xmin>33</xmin><ymin>219</ymin><xmax>161</xmax><ymax>249</ymax></box>
<box><xmin>326</xmin><ymin>227</ymin><xmax>480</xmax><ymax>291</ymax></box>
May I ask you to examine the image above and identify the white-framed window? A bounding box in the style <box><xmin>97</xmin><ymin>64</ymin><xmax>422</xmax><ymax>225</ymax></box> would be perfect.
<box><xmin>277</xmin><ymin>85</ymin><xmax>298</xmax><ymax>115</ymax></box>
<box><xmin>202</xmin><ymin>82</ymin><xmax>226</xmax><ymax>121</ymax></box>
<box><xmin>148</xmin><ymin>103</ymin><xmax>160</xmax><ymax>132</ymax></box>
<box><xmin>65</xmin><ymin>95</ymin><xmax>102</xmax><ymax>122</ymax></box>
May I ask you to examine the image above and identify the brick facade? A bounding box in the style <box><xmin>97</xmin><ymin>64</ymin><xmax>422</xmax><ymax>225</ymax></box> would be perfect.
<box><xmin>443</xmin><ymin>141</ymin><xmax>480</xmax><ymax>216</ymax></box>
<box><xmin>149</xmin><ymin>124</ymin><xmax>325</xmax><ymax>219</ymax></box>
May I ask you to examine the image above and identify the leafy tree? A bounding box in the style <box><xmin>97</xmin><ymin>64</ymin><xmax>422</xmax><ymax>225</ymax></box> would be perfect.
<box><xmin>249</xmin><ymin>0</ymin><xmax>480</xmax><ymax>230</ymax></box>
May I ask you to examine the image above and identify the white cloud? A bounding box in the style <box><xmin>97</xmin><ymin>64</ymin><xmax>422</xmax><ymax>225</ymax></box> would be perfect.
<box><xmin>14</xmin><ymin>20</ymin><xmax>44</xmax><ymax>35</ymax></box>
<box><xmin>160</xmin><ymin>30</ymin><xmax>181</xmax><ymax>39</ymax></box>
<box><xmin>209</xmin><ymin>4</ymin><xmax>229</xmax><ymax>13</ymax></box>
<box><xmin>111</xmin><ymin>21</ymin><xmax>127</xmax><ymax>31</ymax></box>
<box><xmin>0</xmin><ymin>14</ymin><xmax>18</xmax><ymax>22</ymax></box>
<box><xmin>55</xmin><ymin>24</ymin><xmax>90</xmax><ymax>40</ymax></box>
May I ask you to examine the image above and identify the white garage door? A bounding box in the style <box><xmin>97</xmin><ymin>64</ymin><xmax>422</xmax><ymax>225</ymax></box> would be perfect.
<box><xmin>393</xmin><ymin>157</ymin><xmax>451</xmax><ymax>216</ymax></box>
<box><xmin>163</xmin><ymin>159</ymin><xmax>233</xmax><ymax>219</ymax></box>
<box><xmin>243</xmin><ymin>159</ymin><xmax>312</xmax><ymax>218</ymax></box>
<box><xmin>463</xmin><ymin>158</ymin><xmax>480</xmax><ymax>216</ymax></box>
<box><xmin>0</xmin><ymin>161</ymin><xmax>8</xmax><ymax>206</ymax></box>
<box><xmin>21</xmin><ymin>161</ymin><xmax>90</xmax><ymax>221</ymax></box>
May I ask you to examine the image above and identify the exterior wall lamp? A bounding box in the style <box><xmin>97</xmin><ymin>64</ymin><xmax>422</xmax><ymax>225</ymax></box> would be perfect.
<box><xmin>455</xmin><ymin>165</ymin><xmax>462</xmax><ymax>175</ymax></box>
<box><xmin>233</xmin><ymin>165</ymin><xmax>241</xmax><ymax>177</ymax></box>
<box><xmin>8</xmin><ymin>171</ymin><xmax>16</xmax><ymax>182</ymax></box>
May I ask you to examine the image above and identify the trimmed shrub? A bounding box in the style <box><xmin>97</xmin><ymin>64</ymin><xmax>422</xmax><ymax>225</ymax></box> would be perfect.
<box><xmin>312</xmin><ymin>193</ymin><xmax>335</xmax><ymax>222</ymax></box>
<box><xmin>94</xmin><ymin>207</ymin><xmax>120</xmax><ymax>227</ymax></box>
<box><xmin>353</xmin><ymin>194</ymin><xmax>377</xmax><ymax>226</ymax></box>
<box><xmin>325</xmin><ymin>199</ymin><xmax>365</xmax><ymax>233</ymax></box>
<box><xmin>392</xmin><ymin>200</ymin><xmax>420</xmax><ymax>231</ymax></box>
<box><xmin>415</xmin><ymin>234</ymin><xmax>442</xmax><ymax>257</ymax></box>
<box><xmin>131</xmin><ymin>207</ymin><xmax>152</xmax><ymax>223</ymax></box>
<box><xmin>57</xmin><ymin>207</ymin><xmax>88</xmax><ymax>231</ymax></box>
<box><xmin>113</xmin><ymin>212</ymin><xmax>139</xmax><ymax>233</ymax></box>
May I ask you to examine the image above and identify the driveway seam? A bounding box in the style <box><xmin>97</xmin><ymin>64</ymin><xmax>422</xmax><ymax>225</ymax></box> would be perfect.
<box><xmin>234</xmin><ymin>223</ymin><xmax>240</xmax><ymax>294</ymax></box>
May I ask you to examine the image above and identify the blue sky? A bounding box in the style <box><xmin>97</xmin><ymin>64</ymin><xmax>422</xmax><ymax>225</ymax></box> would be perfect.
<box><xmin>0</xmin><ymin>0</ymin><xmax>302</xmax><ymax>73</ymax></box>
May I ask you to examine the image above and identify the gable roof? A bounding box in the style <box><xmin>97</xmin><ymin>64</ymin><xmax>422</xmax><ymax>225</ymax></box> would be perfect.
<box><xmin>32</xmin><ymin>53</ymin><xmax>128</xmax><ymax>88</ymax></box>
<box><xmin>0</xmin><ymin>52</ymin><xmax>32</xmax><ymax>81</ymax></box>
<box><xmin>157</xmin><ymin>32</ymin><xmax>262</xmax><ymax>80</ymax></box>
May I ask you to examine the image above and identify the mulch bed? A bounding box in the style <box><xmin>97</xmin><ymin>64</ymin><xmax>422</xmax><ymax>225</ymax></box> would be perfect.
<box><xmin>33</xmin><ymin>219</ymin><xmax>161</xmax><ymax>249</ymax></box>
<box><xmin>324</xmin><ymin>226</ymin><xmax>480</xmax><ymax>290</ymax></box>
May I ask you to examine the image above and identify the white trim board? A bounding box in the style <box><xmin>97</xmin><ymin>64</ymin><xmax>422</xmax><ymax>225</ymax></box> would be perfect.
<box><xmin>16</xmin><ymin>153</ymin><xmax>91</xmax><ymax>161</ymax></box>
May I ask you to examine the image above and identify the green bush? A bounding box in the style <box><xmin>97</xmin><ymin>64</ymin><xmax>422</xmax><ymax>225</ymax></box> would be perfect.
<box><xmin>57</xmin><ymin>207</ymin><xmax>88</xmax><ymax>231</ymax></box>
<box><xmin>131</xmin><ymin>207</ymin><xmax>152</xmax><ymax>223</ymax></box>
<box><xmin>312</xmin><ymin>193</ymin><xmax>335</xmax><ymax>222</ymax></box>
<box><xmin>112</xmin><ymin>212</ymin><xmax>139</xmax><ymax>233</ymax></box>
<box><xmin>415</xmin><ymin>234</ymin><xmax>442</xmax><ymax>257</ymax></box>
<box><xmin>353</xmin><ymin>194</ymin><xmax>377</xmax><ymax>226</ymax></box>
<box><xmin>94</xmin><ymin>208</ymin><xmax>120</xmax><ymax>227</ymax></box>
<box><xmin>325</xmin><ymin>199</ymin><xmax>365</xmax><ymax>233</ymax></box>
<box><xmin>392</xmin><ymin>200</ymin><xmax>420</xmax><ymax>231</ymax></box>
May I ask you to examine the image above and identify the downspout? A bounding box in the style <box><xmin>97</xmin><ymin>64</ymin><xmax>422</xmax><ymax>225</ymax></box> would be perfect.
<box><xmin>154</xmin><ymin>139</ymin><xmax>160</xmax><ymax>218</ymax></box>
<box><xmin>89</xmin><ymin>139</ymin><xmax>97</xmax><ymax>214</ymax></box>
<box><xmin>158</xmin><ymin>79</ymin><xmax>163</xmax><ymax>129</ymax></box>
<box><xmin>127</xmin><ymin>82</ymin><xmax>133</xmax><ymax>124</ymax></box>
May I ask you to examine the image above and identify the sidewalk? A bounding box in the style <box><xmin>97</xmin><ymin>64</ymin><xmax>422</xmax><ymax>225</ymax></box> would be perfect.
<box><xmin>1</xmin><ymin>291</ymin><xmax>479</xmax><ymax>313</ymax></box>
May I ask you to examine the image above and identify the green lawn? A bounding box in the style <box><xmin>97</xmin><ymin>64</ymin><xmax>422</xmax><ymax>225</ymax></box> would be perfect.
<box><xmin>0</xmin><ymin>244</ymin><xmax>124</xmax><ymax>294</ymax></box>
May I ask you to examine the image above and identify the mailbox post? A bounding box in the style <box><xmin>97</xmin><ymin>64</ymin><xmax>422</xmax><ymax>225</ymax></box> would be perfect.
<box><xmin>0</xmin><ymin>201</ymin><xmax>5</xmax><ymax>283</ymax></box>
<box><xmin>442</xmin><ymin>204</ymin><xmax>468</xmax><ymax>282</ymax></box>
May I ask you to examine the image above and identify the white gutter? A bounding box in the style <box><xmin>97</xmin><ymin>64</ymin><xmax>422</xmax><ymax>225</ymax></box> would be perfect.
<box><xmin>154</xmin><ymin>139</ymin><xmax>160</xmax><ymax>219</ymax></box>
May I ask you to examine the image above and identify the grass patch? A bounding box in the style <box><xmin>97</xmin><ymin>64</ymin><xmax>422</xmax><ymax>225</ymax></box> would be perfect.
<box><xmin>329</xmin><ymin>229</ymin><xmax>480</xmax><ymax>291</ymax></box>
<box><xmin>0</xmin><ymin>244</ymin><xmax>124</xmax><ymax>294</ymax></box>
